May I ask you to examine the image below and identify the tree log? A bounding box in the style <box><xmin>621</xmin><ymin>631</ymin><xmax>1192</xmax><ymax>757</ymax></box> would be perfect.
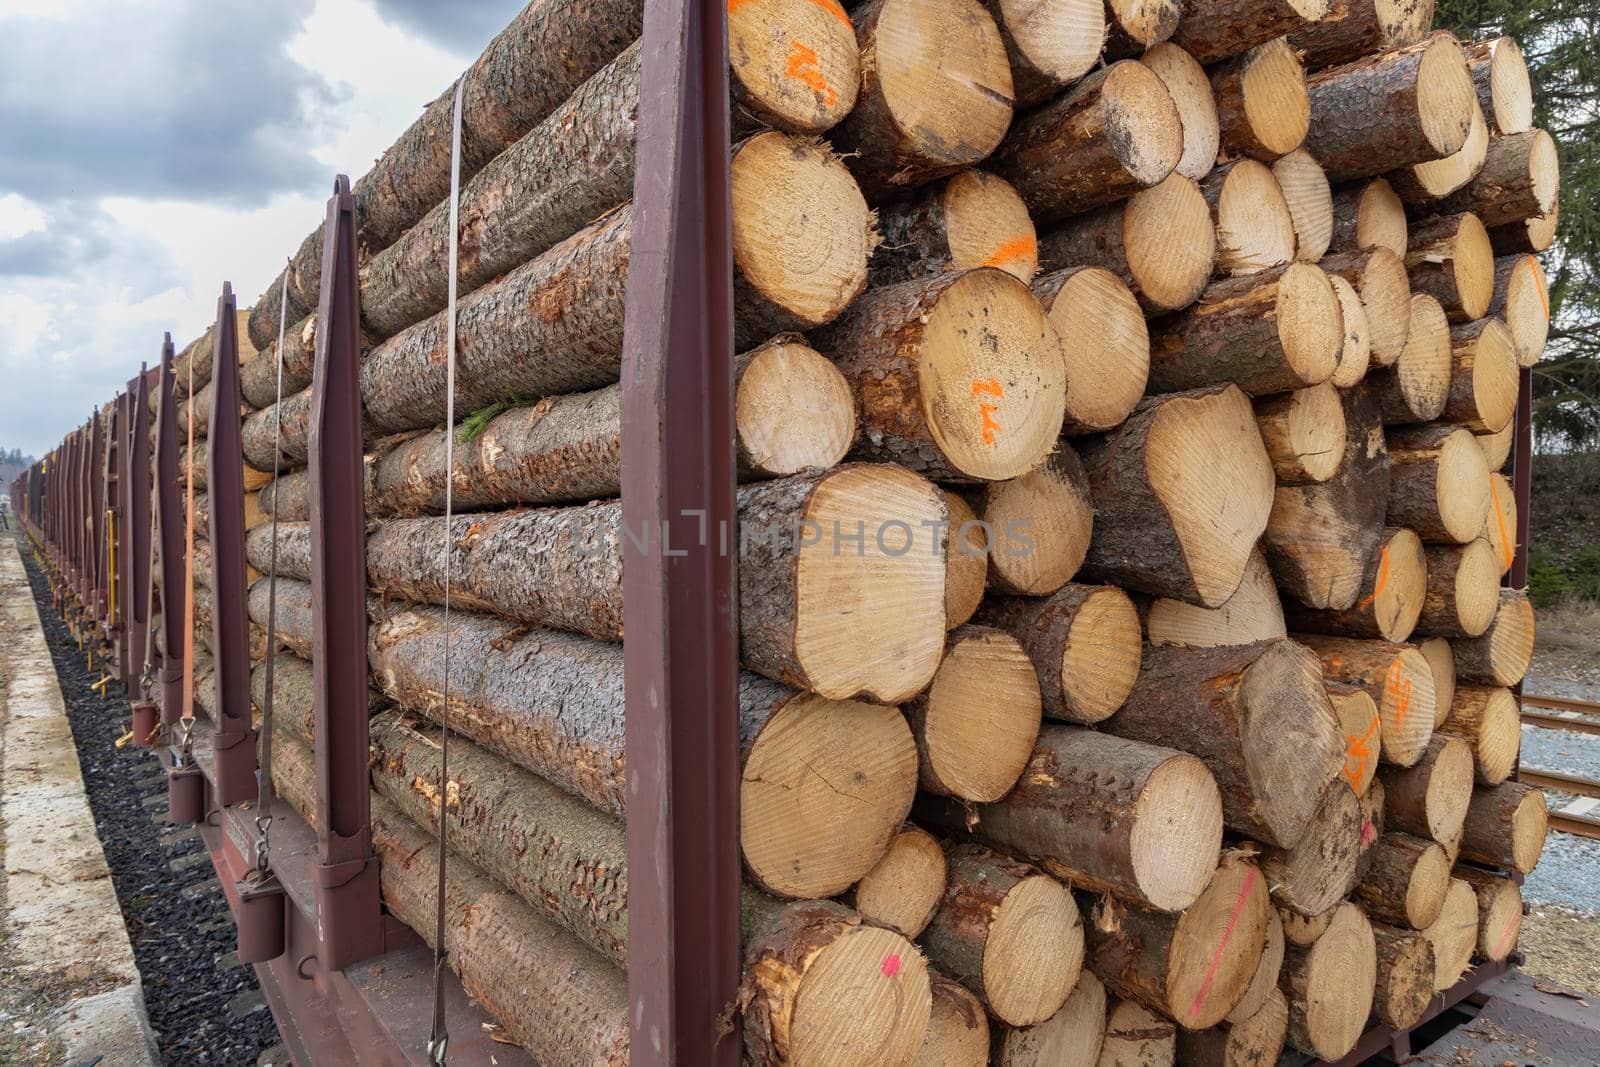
<box><xmin>811</xmin><ymin>268</ymin><xmax>1065</xmax><ymax>481</ymax></box>
<box><xmin>1147</xmin><ymin>262</ymin><xmax>1342</xmax><ymax>396</ymax></box>
<box><xmin>830</xmin><ymin>0</ymin><xmax>1014</xmax><ymax>198</ymax></box>
<box><xmin>1276</xmin><ymin>148</ymin><xmax>1335</xmax><ymax>263</ymax></box>
<box><xmin>851</xmin><ymin>825</ymin><xmax>947</xmax><ymax>939</ymax></box>
<box><xmin>912</xmin><ymin>974</ymin><xmax>989</xmax><ymax>1067</ymax></box>
<box><xmin>969</xmin><ymin>446</ymin><xmax>1093</xmax><ymax>595</ymax></box>
<box><xmin>1288</xmin><ymin>0</ymin><xmax>1438</xmax><ymax>71</ymax></box>
<box><xmin>1454</xmin><ymin>864</ymin><xmax>1522</xmax><ymax>962</ymax></box>
<box><xmin>1104</xmin><ymin>0</ymin><xmax>1181</xmax><ymax>53</ymax></box>
<box><xmin>1488</xmin><ymin>254</ymin><xmax>1549</xmax><ymax>367</ymax></box>
<box><xmin>1440</xmin><ymin>317</ymin><xmax>1519</xmax><ymax>433</ymax></box>
<box><xmin>1418</xmin><ymin>635</ymin><xmax>1457</xmax><ymax>729</ymax></box>
<box><xmin>1301</xmin><ymin>33</ymin><xmax>1475</xmax><ymax>182</ymax></box>
<box><xmin>1371</xmin><ymin>293</ymin><xmax>1452</xmax><ymax>423</ymax></box>
<box><xmin>1200</xmin><ymin>160</ymin><xmax>1297</xmax><ymax>277</ymax></box>
<box><xmin>922</xmin><ymin>844</ymin><xmax>1084</xmax><ymax>1026</ymax></box>
<box><xmin>1261</xmin><ymin>383</ymin><xmax>1390</xmax><ymax>610</ymax></box>
<box><xmin>1450</xmin><ymin>588</ymin><xmax>1533</xmax><ymax>686</ymax></box>
<box><xmin>908</xmin><ymin>625</ymin><xmax>1042</xmax><ymax>802</ymax></box>
<box><xmin>1177</xmin><ymin>988</ymin><xmax>1289</xmax><ymax>1067</ymax></box>
<box><xmin>1036</xmin><ymin>175</ymin><xmax>1216</xmax><ymax>315</ymax></box>
<box><xmin>1252</xmin><ymin>780</ymin><xmax>1365</xmax><ymax>916</ymax></box>
<box><xmin>1171</xmin><ymin>0</ymin><xmax>1331</xmax><ymax>65</ymax></box>
<box><xmin>1320</xmin><ymin>247</ymin><xmax>1411</xmax><ymax>370</ymax></box>
<box><xmin>1368</xmin><ymin>923</ymin><xmax>1436</xmax><ymax>1029</ymax></box>
<box><xmin>1405</xmin><ymin>211</ymin><xmax>1495</xmax><ymax>321</ymax></box>
<box><xmin>1488</xmin><ymin>206</ymin><xmax>1556</xmax><ymax>255</ymax></box>
<box><xmin>1298</xmin><ymin>635</ymin><xmax>1437</xmax><ymax>766</ymax></box>
<box><xmin>1378</xmin><ymin>735</ymin><xmax>1475</xmax><ymax>843</ymax></box>
<box><xmin>943</xmin><ymin>491</ymin><xmax>987</xmax><ymax>629</ymax></box>
<box><xmin>1328</xmin><ymin>178</ymin><xmax>1408</xmax><ymax>258</ymax></box>
<box><xmin>975</xmin><ymin>585</ymin><xmax>1143</xmax><ymax>724</ymax></box>
<box><xmin>1352</xmin><ymin>833</ymin><xmax>1450</xmax><ymax>928</ymax></box>
<box><xmin>1474</xmin><ymin>420</ymin><xmax>1513</xmax><ymax>474</ymax></box>
<box><xmin>1033</xmin><ymin>267</ymin><xmax>1151</xmax><ymax>433</ymax></box>
<box><xmin>1084</xmin><ymin>857</ymin><xmax>1271</xmax><ymax>1029</ymax></box>
<box><xmin>1254</xmin><ymin>382</ymin><xmax>1346</xmax><ymax>484</ymax></box>
<box><xmin>1420</xmin><ymin>876</ymin><xmax>1478</xmax><ymax>990</ymax></box>
<box><xmin>1103</xmin><ymin>639</ymin><xmax>1343</xmax><ymax>848</ymax></box>
<box><xmin>1278</xmin><ymin>901</ymin><xmax>1376</xmax><ymax>1061</ymax></box>
<box><xmin>1079</xmin><ymin>385</ymin><xmax>1274</xmax><ymax>606</ymax></box>
<box><xmin>1228</xmin><ymin>908</ymin><xmax>1285</xmax><ymax>1026</ymax></box>
<box><xmin>1141</xmin><ymin>43</ymin><xmax>1219</xmax><ymax>182</ymax></box>
<box><xmin>1386</xmin><ymin>96</ymin><xmax>1487</xmax><ymax>203</ymax></box>
<box><xmin>1386</xmin><ymin>423</ymin><xmax>1491</xmax><ymax>543</ymax></box>
<box><xmin>251</xmin><ymin>652</ymin><xmax>385</xmax><ymax>750</ymax></box>
<box><xmin>1483</xmin><ymin>472</ymin><xmax>1516</xmax><ymax>576</ymax></box>
<box><xmin>1458</xmin><ymin>780</ymin><xmax>1548</xmax><ymax>873</ymax></box>
<box><xmin>917</xmin><ymin>726</ymin><xmax>1222</xmax><ymax>911</ymax></box>
<box><xmin>1096</xmin><ymin>998</ymin><xmax>1176</xmax><ymax>1066</ymax></box>
<box><xmin>1417</xmin><ymin>540</ymin><xmax>1499</xmax><ymax>640</ymax></box>
<box><xmin>981</xmin><ymin>0</ymin><xmax>1104</xmax><ymax>106</ymax></box>
<box><xmin>1278</xmin><ymin>906</ymin><xmax>1334</xmax><ymax>947</ymax></box>
<box><xmin>992</xmin><ymin>61</ymin><xmax>1183</xmax><ymax>226</ymax></box>
<box><xmin>870</xmin><ymin>170</ymin><xmax>1038</xmax><ymax>287</ymax></box>
<box><xmin>1434</xmin><ymin>128</ymin><xmax>1560</xmax><ymax>229</ymax></box>
<box><xmin>1210</xmin><ymin>38</ymin><xmax>1311</xmax><ymax>162</ymax></box>
<box><xmin>240</xmin><ymin>316</ymin><xmax>319</xmax><ymax>412</ymax></box>
<box><xmin>997</xmin><ymin>971</ymin><xmax>1106</xmax><ymax>1067</ymax></box>
<box><xmin>1145</xmin><ymin>547</ymin><xmax>1286</xmax><ymax>649</ymax></box>
<box><xmin>1330</xmin><ymin>685</ymin><xmax>1382</xmax><ymax>795</ymax></box>
<box><xmin>1283</xmin><ymin>528</ymin><xmax>1428</xmax><ymax>643</ymax></box>
<box><xmin>1463</xmin><ymin>37</ymin><xmax>1531</xmax><ymax>136</ymax></box>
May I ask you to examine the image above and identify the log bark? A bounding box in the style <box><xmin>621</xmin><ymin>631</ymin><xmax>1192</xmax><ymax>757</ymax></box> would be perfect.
<box><xmin>969</xmin><ymin>446</ymin><xmax>1093</xmax><ymax>595</ymax></box>
<box><xmin>1288</xmin><ymin>0</ymin><xmax>1438</xmax><ymax>70</ymax></box>
<box><xmin>1036</xmin><ymin>175</ymin><xmax>1216</xmax><ymax>315</ymax></box>
<box><xmin>1454</xmin><ymin>864</ymin><xmax>1522</xmax><ymax>962</ymax></box>
<box><xmin>1145</xmin><ymin>546</ymin><xmax>1287</xmax><ymax>649</ymax></box>
<box><xmin>1252</xmin><ymin>780</ymin><xmax>1365</xmax><ymax>916</ymax></box>
<box><xmin>1278</xmin><ymin>902</ymin><xmax>1376</xmax><ymax>1061</ymax></box>
<box><xmin>1200</xmin><ymin>160</ymin><xmax>1297</xmax><ymax>278</ymax></box>
<box><xmin>921</xmin><ymin>844</ymin><xmax>1084</xmax><ymax>1026</ymax></box>
<box><xmin>1455</xmin><ymin>780</ymin><xmax>1547</xmax><ymax>873</ymax></box>
<box><xmin>1033</xmin><ymin>267</ymin><xmax>1151</xmax><ymax>433</ymax></box>
<box><xmin>870</xmin><ymin>170</ymin><xmax>1038</xmax><ymax>287</ymax></box>
<box><xmin>907</xmin><ymin>625</ymin><xmax>1042</xmax><ymax>802</ymax></box>
<box><xmin>1077</xmin><ymin>385</ymin><xmax>1275</xmax><ymax>606</ymax></box>
<box><xmin>1083</xmin><ymin>857</ymin><xmax>1271</xmax><ymax>1029</ymax></box>
<box><xmin>1176</xmin><ymin>988</ymin><xmax>1289</xmax><ymax>1067</ymax></box>
<box><xmin>1283</xmin><ymin>528</ymin><xmax>1427</xmax><ymax>644</ymax></box>
<box><xmin>1387</xmin><ymin>423</ymin><xmax>1492</xmax><ymax>543</ymax></box>
<box><xmin>1297</xmin><ymin>635</ymin><xmax>1437</xmax><ymax>766</ymax></box>
<box><xmin>980</xmin><ymin>0</ymin><xmax>1103</xmax><ymax>107</ymax></box>
<box><xmin>812</xmin><ymin>268</ymin><xmax>1064</xmax><ymax>482</ymax></box>
<box><xmin>975</xmin><ymin>585</ymin><xmax>1143</xmax><ymax>724</ymax></box>
<box><xmin>1278</xmin><ymin>906</ymin><xmax>1334</xmax><ymax>947</ymax></box>
<box><xmin>1420</xmin><ymin>876</ymin><xmax>1478</xmax><ymax>991</ymax></box>
<box><xmin>851</xmin><ymin>825</ymin><xmax>947</xmax><ymax>939</ymax></box>
<box><xmin>1434</xmin><ymin>129</ymin><xmax>1559</xmax><ymax>229</ymax></box>
<box><xmin>1261</xmin><ymin>383</ymin><xmax>1390</xmax><ymax>611</ymax></box>
<box><xmin>991</xmin><ymin>61</ymin><xmax>1182</xmax><ymax>226</ymax></box>
<box><xmin>1450</xmin><ymin>588</ymin><xmax>1534</xmax><ymax>686</ymax></box>
<box><xmin>997</xmin><ymin>971</ymin><xmax>1106</xmax><ymax>1067</ymax></box>
<box><xmin>830</xmin><ymin>0</ymin><xmax>1014</xmax><ymax>199</ymax></box>
<box><xmin>1300</xmin><ymin>33</ymin><xmax>1475</xmax><ymax>182</ymax></box>
<box><xmin>1146</xmin><ymin>263</ymin><xmax>1342</xmax><ymax>396</ymax></box>
<box><xmin>1385</xmin><ymin>95</ymin><xmax>1487</xmax><ymax>204</ymax></box>
<box><xmin>1102</xmin><ymin>639</ymin><xmax>1343</xmax><ymax>848</ymax></box>
<box><xmin>1377</xmin><ymin>735</ymin><xmax>1475</xmax><ymax>843</ymax></box>
<box><xmin>248</xmin><ymin>466</ymin><xmax>947</xmax><ymax>704</ymax></box>
<box><xmin>1367</xmin><ymin>923</ymin><xmax>1436</xmax><ymax>1029</ymax></box>
<box><xmin>912</xmin><ymin>974</ymin><xmax>989</xmax><ymax>1067</ymax></box>
<box><xmin>917</xmin><ymin>726</ymin><xmax>1223</xmax><ymax>912</ymax></box>
<box><xmin>239</xmin><ymin>314</ymin><xmax>319</xmax><ymax>411</ymax></box>
<box><xmin>251</xmin><ymin>652</ymin><xmax>385</xmax><ymax>750</ymax></box>
<box><xmin>1210</xmin><ymin>38</ymin><xmax>1312</xmax><ymax>162</ymax></box>
<box><xmin>1142</xmin><ymin>43</ymin><xmax>1220</xmax><ymax>182</ymax></box>
<box><xmin>1171</xmin><ymin>0</ymin><xmax>1331</xmax><ymax>65</ymax></box>
<box><xmin>1488</xmin><ymin>207</ymin><xmax>1557</xmax><ymax>255</ymax></box>
<box><xmin>1352</xmin><ymin>833</ymin><xmax>1450</xmax><ymax>928</ymax></box>
<box><xmin>1405</xmin><ymin>211</ymin><xmax>1495</xmax><ymax>321</ymax></box>
<box><xmin>1328</xmin><ymin>177</ymin><xmax>1408</xmax><ymax>258</ymax></box>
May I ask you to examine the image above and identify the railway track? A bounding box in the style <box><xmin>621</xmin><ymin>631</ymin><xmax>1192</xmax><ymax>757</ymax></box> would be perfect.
<box><xmin>1521</xmin><ymin>693</ymin><xmax>1600</xmax><ymax>841</ymax></box>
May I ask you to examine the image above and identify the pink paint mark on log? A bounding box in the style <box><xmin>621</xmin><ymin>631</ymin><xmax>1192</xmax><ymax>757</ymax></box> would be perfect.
<box><xmin>1361</xmin><ymin>818</ymin><xmax>1378</xmax><ymax>846</ymax></box>
<box><xmin>881</xmin><ymin>954</ymin><xmax>901</xmax><ymax>978</ymax></box>
<box><xmin>1187</xmin><ymin>867</ymin><xmax>1258</xmax><ymax>1022</ymax></box>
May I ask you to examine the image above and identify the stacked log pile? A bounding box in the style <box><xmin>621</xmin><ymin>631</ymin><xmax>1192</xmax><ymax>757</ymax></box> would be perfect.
<box><xmin>171</xmin><ymin>0</ymin><xmax>1563</xmax><ymax>1062</ymax></box>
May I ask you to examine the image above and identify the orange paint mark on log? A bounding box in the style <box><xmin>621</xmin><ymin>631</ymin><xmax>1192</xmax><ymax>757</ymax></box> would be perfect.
<box><xmin>784</xmin><ymin>41</ymin><xmax>837</xmax><ymax>108</ymax></box>
<box><xmin>1527</xmin><ymin>258</ymin><xmax>1550</xmax><ymax>319</ymax></box>
<box><xmin>981</xmin><ymin>235</ymin><xmax>1037</xmax><ymax>269</ymax></box>
<box><xmin>1189</xmin><ymin>867</ymin><xmax>1257</xmax><ymax>1020</ymax></box>
<box><xmin>971</xmin><ymin>378</ymin><xmax>1004</xmax><ymax>398</ymax></box>
<box><xmin>1490</xmin><ymin>477</ymin><xmax>1514</xmax><ymax>570</ymax></box>
<box><xmin>979</xmin><ymin>404</ymin><xmax>1002</xmax><ymax>445</ymax></box>
<box><xmin>1385</xmin><ymin>658</ymin><xmax>1412</xmax><ymax>728</ymax></box>
<box><xmin>1343</xmin><ymin>717</ymin><xmax>1379</xmax><ymax>790</ymax></box>
<box><xmin>1357</xmin><ymin>544</ymin><xmax>1391</xmax><ymax>611</ymax></box>
<box><xmin>972</xmin><ymin>379</ymin><xmax>1004</xmax><ymax>445</ymax></box>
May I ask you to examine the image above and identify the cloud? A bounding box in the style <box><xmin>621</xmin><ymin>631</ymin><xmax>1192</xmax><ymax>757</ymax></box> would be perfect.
<box><xmin>367</xmin><ymin>0</ymin><xmax>529</xmax><ymax>53</ymax></box>
<box><xmin>0</xmin><ymin>0</ymin><xmax>334</xmax><ymax>207</ymax></box>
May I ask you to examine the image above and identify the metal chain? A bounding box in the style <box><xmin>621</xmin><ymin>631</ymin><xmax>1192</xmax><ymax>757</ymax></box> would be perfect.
<box><xmin>427</xmin><ymin>74</ymin><xmax>467</xmax><ymax>1067</ymax></box>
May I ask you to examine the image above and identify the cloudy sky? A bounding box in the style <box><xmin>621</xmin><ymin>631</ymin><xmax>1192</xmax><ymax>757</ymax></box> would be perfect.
<box><xmin>0</xmin><ymin>0</ymin><xmax>526</xmax><ymax>458</ymax></box>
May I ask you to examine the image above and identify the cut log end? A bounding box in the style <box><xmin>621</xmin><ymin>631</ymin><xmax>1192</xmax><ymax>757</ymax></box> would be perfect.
<box><xmin>1370</xmin><ymin>529</ymin><xmax>1428</xmax><ymax>644</ymax></box>
<box><xmin>1106</xmin><ymin>0</ymin><xmax>1180</xmax><ymax>46</ymax></box>
<box><xmin>944</xmin><ymin>170</ymin><xmax>1039</xmax><ymax>282</ymax></box>
<box><xmin>1372</xmin><ymin>925</ymin><xmax>1436</xmax><ymax>1030</ymax></box>
<box><xmin>999</xmin><ymin>971</ymin><xmax>1106</xmax><ymax>1067</ymax></box>
<box><xmin>1383</xmin><ymin>293</ymin><xmax>1453</xmax><ymax>419</ymax></box>
<box><xmin>1434</xmin><ymin>428</ymin><xmax>1495</xmax><ymax>544</ymax></box>
<box><xmin>1442</xmin><ymin>685</ymin><xmax>1521</xmax><ymax>786</ymax></box>
<box><xmin>1037</xmin><ymin>267</ymin><xmax>1150</xmax><ymax>433</ymax></box>
<box><xmin>740</xmin><ymin>693</ymin><xmax>918</xmax><ymax>899</ymax></box>
<box><xmin>729</xmin><ymin>0</ymin><xmax>861</xmax><ymax>132</ymax></box>
<box><xmin>1480</xmin><ymin>37</ymin><xmax>1532</xmax><ymax>135</ymax></box>
<box><xmin>912</xmin><ymin>976</ymin><xmax>989</xmax><ymax>1067</ymax></box>
<box><xmin>1234</xmin><ymin>37</ymin><xmax>1312</xmax><ymax>158</ymax></box>
<box><xmin>1422</xmin><ymin>877</ymin><xmax>1478</xmax><ymax>991</ymax></box>
<box><xmin>1418</xmin><ymin>34</ymin><xmax>1479</xmax><ymax>158</ymax></box>
<box><xmin>1143</xmin><ymin>43</ymin><xmax>1220</xmax><ymax>181</ymax></box>
<box><xmin>1123</xmin><ymin>175</ymin><xmax>1218</xmax><ymax>312</ymax></box>
<box><xmin>1284</xmin><ymin>902</ymin><xmax>1376</xmax><ymax>1061</ymax></box>
<box><xmin>1165</xmin><ymin>860</ymin><xmax>1272</xmax><ymax>1028</ymax></box>
<box><xmin>1255</xmin><ymin>382</ymin><xmax>1347</xmax><ymax>483</ymax></box>
<box><xmin>1485</xmin><ymin>473</ymin><xmax>1517</xmax><ymax>576</ymax></box>
<box><xmin>1454</xmin><ymin>591</ymin><xmax>1534</xmax><ymax>687</ymax></box>
<box><xmin>1059</xmin><ymin>588</ymin><xmax>1143</xmax><ymax>724</ymax></box>
<box><xmin>996</xmin><ymin>0</ymin><xmax>1105</xmax><ymax>97</ymax></box>
<box><xmin>793</xmin><ymin>464</ymin><xmax>948</xmax><ymax>703</ymax></box>
<box><xmin>979</xmin><ymin>448</ymin><xmax>1093</xmax><ymax>596</ymax></box>
<box><xmin>1104</xmin><ymin>59</ymin><xmax>1188</xmax><ymax>185</ymax></box>
<box><xmin>1432</xmin><ymin>538</ymin><xmax>1503</xmax><ymax>637</ymax></box>
<box><xmin>1347</xmin><ymin>178</ymin><xmax>1408</xmax><ymax>259</ymax></box>
<box><xmin>1509</xmin><ymin>788</ymin><xmax>1550</xmax><ymax>873</ymax></box>
<box><xmin>1276</xmin><ymin>262</ymin><xmax>1346</xmax><ymax>389</ymax></box>
<box><xmin>853</xmin><ymin>825</ymin><xmax>947</xmax><ymax>939</ymax></box>
<box><xmin>943</xmin><ymin>491</ymin><xmax>987</xmax><ymax>629</ymax></box>
<box><xmin>782</xmin><ymin>917</ymin><xmax>935</xmax><ymax>1067</ymax></box>
<box><xmin>1227</xmin><ymin>907</ymin><xmax>1286</xmax><ymax>1026</ymax></box>
<box><xmin>1275</xmin><ymin>149</ymin><xmax>1334</xmax><ymax>262</ymax></box>
<box><xmin>736</xmin><ymin>339</ymin><xmax>857</xmax><ymax>476</ymax></box>
<box><xmin>1131</xmin><ymin>755</ymin><xmax>1229</xmax><ymax>912</ymax></box>
<box><xmin>915</xmin><ymin>626</ymin><xmax>1043</xmax><ymax>802</ymax></box>
<box><xmin>1497</xmin><ymin>253</ymin><xmax>1550</xmax><ymax>368</ymax></box>
<box><xmin>1451</xmin><ymin>318</ymin><xmax>1520</xmax><ymax>434</ymax></box>
<box><xmin>1259</xmin><ymin>780</ymin><xmax>1367</xmax><ymax>917</ymax></box>
<box><xmin>1419</xmin><ymin>636</ymin><xmax>1457</xmax><ymax>729</ymax></box>
<box><xmin>985</xmin><ymin>874</ymin><xmax>1084</xmax><ymax>1025</ymax></box>
<box><xmin>732</xmin><ymin>132</ymin><xmax>874</xmax><ymax>331</ymax></box>
<box><xmin>1334</xmin><ymin>688</ymin><xmax>1381</xmax><ymax>796</ymax></box>
<box><xmin>1399</xmin><ymin>99</ymin><xmax>1488</xmax><ymax>202</ymax></box>
<box><xmin>1146</xmin><ymin>547</ymin><xmax>1287</xmax><ymax>649</ymax></box>
<box><xmin>1467</xmin><ymin>871</ymin><xmax>1523</xmax><ymax>962</ymax></box>
<box><xmin>1098</xmin><ymin>1000</ymin><xmax>1175</xmax><ymax>1065</ymax></box>
<box><xmin>1209</xmin><ymin>159</ymin><xmax>1297</xmax><ymax>276</ymax></box>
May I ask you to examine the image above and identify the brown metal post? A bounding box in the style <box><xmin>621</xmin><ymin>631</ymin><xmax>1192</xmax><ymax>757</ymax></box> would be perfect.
<box><xmin>154</xmin><ymin>337</ymin><xmax>187</xmax><ymax>724</ymax></box>
<box><xmin>207</xmin><ymin>285</ymin><xmax>259</xmax><ymax>806</ymax></box>
<box><xmin>128</xmin><ymin>364</ymin><xmax>153</xmax><ymax>689</ymax></box>
<box><xmin>306</xmin><ymin>175</ymin><xmax>384</xmax><ymax>970</ymax></box>
<box><xmin>113</xmin><ymin>389</ymin><xmax>132</xmax><ymax>682</ymax></box>
<box><xmin>89</xmin><ymin>406</ymin><xmax>105</xmax><ymax>625</ymax></box>
<box><xmin>1509</xmin><ymin>366</ymin><xmax>1532</xmax><ymax>590</ymax></box>
<box><xmin>619</xmin><ymin>0</ymin><xmax>741</xmax><ymax>1058</ymax></box>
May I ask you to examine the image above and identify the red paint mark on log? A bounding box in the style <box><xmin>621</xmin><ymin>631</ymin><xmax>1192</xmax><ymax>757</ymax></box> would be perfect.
<box><xmin>881</xmin><ymin>954</ymin><xmax>901</xmax><ymax>978</ymax></box>
<box><xmin>1188</xmin><ymin>866</ymin><xmax>1257</xmax><ymax>1021</ymax></box>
